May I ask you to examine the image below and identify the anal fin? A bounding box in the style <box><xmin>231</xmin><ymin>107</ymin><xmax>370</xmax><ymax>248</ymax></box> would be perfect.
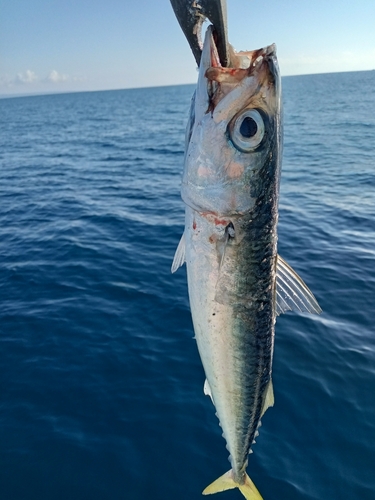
<box><xmin>204</xmin><ymin>379</ymin><xmax>214</xmax><ymax>404</ymax></box>
<box><xmin>261</xmin><ymin>379</ymin><xmax>274</xmax><ymax>417</ymax></box>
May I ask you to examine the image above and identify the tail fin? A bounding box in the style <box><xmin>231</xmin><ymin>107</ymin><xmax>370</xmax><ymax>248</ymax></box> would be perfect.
<box><xmin>202</xmin><ymin>470</ymin><xmax>263</xmax><ymax>500</ymax></box>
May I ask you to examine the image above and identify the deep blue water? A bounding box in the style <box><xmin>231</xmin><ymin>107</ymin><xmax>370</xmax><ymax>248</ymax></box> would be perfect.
<box><xmin>0</xmin><ymin>70</ymin><xmax>374</xmax><ymax>500</ymax></box>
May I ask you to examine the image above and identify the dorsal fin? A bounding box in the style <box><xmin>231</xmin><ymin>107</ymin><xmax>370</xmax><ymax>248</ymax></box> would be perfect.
<box><xmin>276</xmin><ymin>255</ymin><xmax>322</xmax><ymax>315</ymax></box>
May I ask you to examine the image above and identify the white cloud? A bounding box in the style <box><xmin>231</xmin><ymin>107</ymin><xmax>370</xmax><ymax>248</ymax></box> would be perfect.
<box><xmin>15</xmin><ymin>70</ymin><xmax>38</xmax><ymax>84</ymax></box>
<box><xmin>46</xmin><ymin>70</ymin><xmax>69</xmax><ymax>83</ymax></box>
<box><xmin>0</xmin><ymin>70</ymin><xmax>82</xmax><ymax>93</ymax></box>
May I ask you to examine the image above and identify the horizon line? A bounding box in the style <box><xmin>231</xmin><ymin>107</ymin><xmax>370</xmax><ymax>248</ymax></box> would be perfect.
<box><xmin>1</xmin><ymin>68</ymin><xmax>374</xmax><ymax>101</ymax></box>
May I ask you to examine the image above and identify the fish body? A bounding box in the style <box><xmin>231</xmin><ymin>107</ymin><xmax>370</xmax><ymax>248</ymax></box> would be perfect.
<box><xmin>172</xmin><ymin>26</ymin><xmax>320</xmax><ymax>500</ymax></box>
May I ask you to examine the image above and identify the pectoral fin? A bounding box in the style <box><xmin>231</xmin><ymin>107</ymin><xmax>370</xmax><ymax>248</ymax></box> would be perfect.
<box><xmin>171</xmin><ymin>232</ymin><xmax>186</xmax><ymax>273</ymax></box>
<box><xmin>276</xmin><ymin>255</ymin><xmax>322</xmax><ymax>315</ymax></box>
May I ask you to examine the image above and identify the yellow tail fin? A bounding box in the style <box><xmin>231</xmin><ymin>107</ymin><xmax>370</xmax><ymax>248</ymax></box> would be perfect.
<box><xmin>202</xmin><ymin>470</ymin><xmax>263</xmax><ymax>500</ymax></box>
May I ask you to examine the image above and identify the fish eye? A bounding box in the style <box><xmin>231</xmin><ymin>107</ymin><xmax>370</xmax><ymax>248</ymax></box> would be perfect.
<box><xmin>229</xmin><ymin>109</ymin><xmax>265</xmax><ymax>152</ymax></box>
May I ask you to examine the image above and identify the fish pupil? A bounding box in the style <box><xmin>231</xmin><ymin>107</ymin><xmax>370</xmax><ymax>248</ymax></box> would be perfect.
<box><xmin>240</xmin><ymin>117</ymin><xmax>257</xmax><ymax>138</ymax></box>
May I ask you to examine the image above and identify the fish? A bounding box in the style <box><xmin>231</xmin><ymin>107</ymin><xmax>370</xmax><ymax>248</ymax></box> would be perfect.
<box><xmin>172</xmin><ymin>26</ymin><xmax>321</xmax><ymax>500</ymax></box>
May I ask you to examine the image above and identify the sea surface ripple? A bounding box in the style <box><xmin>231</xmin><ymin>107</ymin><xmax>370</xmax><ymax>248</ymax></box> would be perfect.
<box><xmin>0</xmin><ymin>71</ymin><xmax>374</xmax><ymax>499</ymax></box>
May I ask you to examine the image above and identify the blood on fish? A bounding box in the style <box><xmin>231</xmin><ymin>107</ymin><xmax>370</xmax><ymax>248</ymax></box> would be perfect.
<box><xmin>193</xmin><ymin>220</ymin><xmax>197</xmax><ymax>230</ymax></box>
<box><xmin>214</xmin><ymin>218</ymin><xmax>228</xmax><ymax>226</ymax></box>
<box><xmin>201</xmin><ymin>211</ymin><xmax>229</xmax><ymax>227</ymax></box>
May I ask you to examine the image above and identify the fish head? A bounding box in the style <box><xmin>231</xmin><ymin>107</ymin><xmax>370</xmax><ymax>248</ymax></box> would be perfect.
<box><xmin>182</xmin><ymin>26</ymin><xmax>282</xmax><ymax>216</ymax></box>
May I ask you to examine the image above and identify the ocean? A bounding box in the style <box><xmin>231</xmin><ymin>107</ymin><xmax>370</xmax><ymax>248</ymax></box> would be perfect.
<box><xmin>0</xmin><ymin>70</ymin><xmax>374</xmax><ymax>500</ymax></box>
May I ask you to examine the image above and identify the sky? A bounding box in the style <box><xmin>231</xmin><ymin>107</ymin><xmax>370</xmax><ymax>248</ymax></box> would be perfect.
<box><xmin>1</xmin><ymin>0</ymin><xmax>375</xmax><ymax>97</ymax></box>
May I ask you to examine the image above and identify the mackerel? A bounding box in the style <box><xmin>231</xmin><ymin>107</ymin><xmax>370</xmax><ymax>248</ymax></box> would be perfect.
<box><xmin>172</xmin><ymin>26</ymin><xmax>321</xmax><ymax>500</ymax></box>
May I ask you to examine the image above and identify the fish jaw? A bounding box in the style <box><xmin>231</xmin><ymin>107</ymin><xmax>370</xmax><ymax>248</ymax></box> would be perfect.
<box><xmin>182</xmin><ymin>26</ymin><xmax>282</xmax><ymax>217</ymax></box>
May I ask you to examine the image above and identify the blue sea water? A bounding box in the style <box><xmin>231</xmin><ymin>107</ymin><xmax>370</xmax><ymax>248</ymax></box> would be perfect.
<box><xmin>0</xmin><ymin>70</ymin><xmax>374</xmax><ymax>500</ymax></box>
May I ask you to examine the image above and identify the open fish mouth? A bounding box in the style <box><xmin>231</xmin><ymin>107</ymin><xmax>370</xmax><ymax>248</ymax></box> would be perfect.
<box><xmin>169</xmin><ymin>0</ymin><xmax>277</xmax><ymax>79</ymax></box>
<box><xmin>206</xmin><ymin>37</ymin><xmax>277</xmax><ymax>80</ymax></box>
<box><xmin>201</xmin><ymin>26</ymin><xmax>278</xmax><ymax>110</ymax></box>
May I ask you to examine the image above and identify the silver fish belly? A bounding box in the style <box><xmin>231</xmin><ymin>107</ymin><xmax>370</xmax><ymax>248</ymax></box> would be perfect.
<box><xmin>172</xmin><ymin>25</ymin><xmax>320</xmax><ymax>500</ymax></box>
